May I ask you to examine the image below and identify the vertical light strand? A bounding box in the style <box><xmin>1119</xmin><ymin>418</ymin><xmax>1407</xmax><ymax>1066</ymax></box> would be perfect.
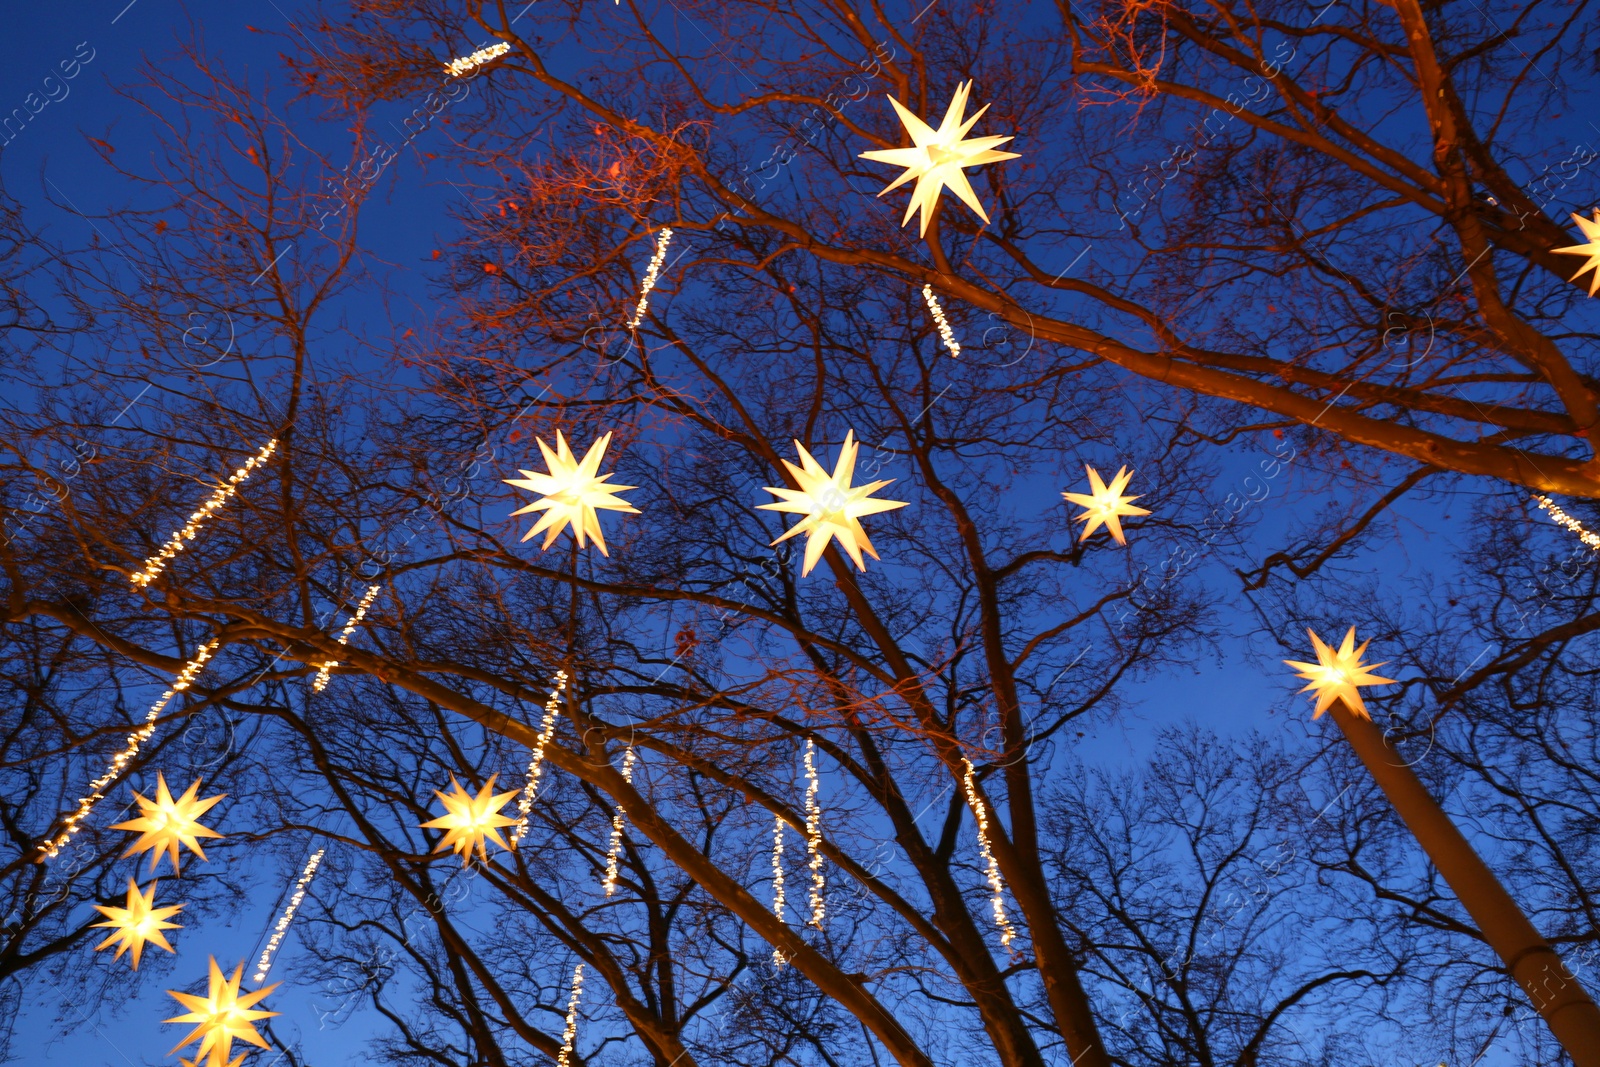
<box><xmin>131</xmin><ymin>438</ymin><xmax>278</xmax><ymax>587</ymax></box>
<box><xmin>557</xmin><ymin>962</ymin><xmax>585</xmax><ymax>1067</ymax></box>
<box><xmin>804</xmin><ymin>738</ymin><xmax>825</xmax><ymax>929</ymax></box>
<box><xmin>37</xmin><ymin>637</ymin><xmax>223</xmax><ymax>860</ymax></box>
<box><xmin>600</xmin><ymin>746</ymin><xmax>637</xmax><ymax>896</ymax></box>
<box><xmin>627</xmin><ymin>228</ymin><xmax>674</xmax><ymax>329</ymax></box>
<box><xmin>312</xmin><ymin>583</ymin><xmax>382</xmax><ymax>692</ymax></box>
<box><xmin>252</xmin><ymin>848</ymin><xmax>326</xmax><ymax>983</ymax></box>
<box><xmin>1533</xmin><ymin>494</ymin><xmax>1600</xmax><ymax>552</ymax></box>
<box><xmin>511</xmin><ymin>670</ymin><xmax>569</xmax><ymax>847</ymax></box>
<box><xmin>771</xmin><ymin>813</ymin><xmax>787</xmax><ymax>967</ymax></box>
<box><xmin>960</xmin><ymin>758</ymin><xmax>1016</xmax><ymax>950</ymax></box>
<box><xmin>922</xmin><ymin>285</ymin><xmax>961</xmax><ymax>358</ymax></box>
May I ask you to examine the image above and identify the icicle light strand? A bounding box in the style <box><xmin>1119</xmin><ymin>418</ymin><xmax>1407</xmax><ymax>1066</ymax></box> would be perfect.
<box><xmin>131</xmin><ymin>439</ymin><xmax>278</xmax><ymax>587</ymax></box>
<box><xmin>804</xmin><ymin>738</ymin><xmax>824</xmax><ymax>929</ymax></box>
<box><xmin>253</xmin><ymin>848</ymin><xmax>325</xmax><ymax>983</ymax></box>
<box><xmin>312</xmin><ymin>584</ymin><xmax>382</xmax><ymax>692</ymax></box>
<box><xmin>922</xmin><ymin>285</ymin><xmax>961</xmax><ymax>358</ymax></box>
<box><xmin>37</xmin><ymin>637</ymin><xmax>223</xmax><ymax>860</ymax></box>
<box><xmin>557</xmin><ymin>962</ymin><xmax>585</xmax><ymax>1067</ymax></box>
<box><xmin>961</xmin><ymin>758</ymin><xmax>1016</xmax><ymax>949</ymax></box>
<box><xmin>511</xmin><ymin>670</ymin><xmax>569</xmax><ymax>846</ymax></box>
<box><xmin>771</xmin><ymin>813</ymin><xmax>788</xmax><ymax>967</ymax></box>
<box><xmin>600</xmin><ymin>746</ymin><xmax>637</xmax><ymax>896</ymax></box>
<box><xmin>627</xmin><ymin>229</ymin><xmax>674</xmax><ymax>329</ymax></box>
<box><xmin>1533</xmin><ymin>494</ymin><xmax>1600</xmax><ymax>552</ymax></box>
<box><xmin>445</xmin><ymin>41</ymin><xmax>510</xmax><ymax>77</ymax></box>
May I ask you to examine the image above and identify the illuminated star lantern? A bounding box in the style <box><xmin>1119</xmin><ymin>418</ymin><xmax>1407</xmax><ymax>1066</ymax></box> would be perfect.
<box><xmin>419</xmin><ymin>775</ymin><xmax>521</xmax><ymax>865</ymax></box>
<box><xmin>859</xmin><ymin>80</ymin><xmax>1020</xmax><ymax>236</ymax></box>
<box><xmin>506</xmin><ymin>431</ymin><xmax>640</xmax><ymax>556</ymax></box>
<box><xmin>1284</xmin><ymin>626</ymin><xmax>1398</xmax><ymax>719</ymax></box>
<box><xmin>1062</xmin><ymin>465</ymin><xmax>1150</xmax><ymax>545</ymax></box>
<box><xmin>758</xmin><ymin>431</ymin><xmax>909</xmax><ymax>576</ymax></box>
<box><xmin>1554</xmin><ymin>209</ymin><xmax>1600</xmax><ymax>297</ymax></box>
<box><xmin>92</xmin><ymin>877</ymin><xmax>183</xmax><ymax>970</ymax></box>
<box><xmin>112</xmin><ymin>773</ymin><xmax>226</xmax><ymax>875</ymax></box>
<box><xmin>165</xmin><ymin>957</ymin><xmax>279</xmax><ymax>1067</ymax></box>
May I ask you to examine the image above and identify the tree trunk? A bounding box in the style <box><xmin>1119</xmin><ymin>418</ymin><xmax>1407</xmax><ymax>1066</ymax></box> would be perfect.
<box><xmin>1329</xmin><ymin>699</ymin><xmax>1600</xmax><ymax>1065</ymax></box>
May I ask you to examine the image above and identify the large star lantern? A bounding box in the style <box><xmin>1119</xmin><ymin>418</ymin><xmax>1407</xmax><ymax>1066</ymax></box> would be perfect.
<box><xmin>165</xmin><ymin>957</ymin><xmax>279</xmax><ymax>1067</ymax></box>
<box><xmin>506</xmin><ymin>430</ymin><xmax>640</xmax><ymax>555</ymax></box>
<box><xmin>1554</xmin><ymin>209</ymin><xmax>1600</xmax><ymax>297</ymax></box>
<box><xmin>758</xmin><ymin>430</ymin><xmax>908</xmax><ymax>576</ymax></box>
<box><xmin>419</xmin><ymin>774</ymin><xmax>521</xmax><ymax>865</ymax></box>
<box><xmin>1284</xmin><ymin>627</ymin><xmax>1398</xmax><ymax>719</ymax></box>
<box><xmin>1062</xmin><ymin>465</ymin><xmax>1150</xmax><ymax>545</ymax></box>
<box><xmin>112</xmin><ymin>773</ymin><xmax>226</xmax><ymax>875</ymax></box>
<box><xmin>859</xmin><ymin>80</ymin><xmax>1020</xmax><ymax>236</ymax></box>
<box><xmin>92</xmin><ymin>877</ymin><xmax>183</xmax><ymax>970</ymax></box>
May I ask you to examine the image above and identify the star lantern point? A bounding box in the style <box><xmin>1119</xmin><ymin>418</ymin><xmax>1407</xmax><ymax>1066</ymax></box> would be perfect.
<box><xmin>1062</xmin><ymin>465</ymin><xmax>1150</xmax><ymax>545</ymax></box>
<box><xmin>111</xmin><ymin>773</ymin><xmax>226</xmax><ymax>875</ymax></box>
<box><xmin>165</xmin><ymin>957</ymin><xmax>279</xmax><ymax>1067</ymax></box>
<box><xmin>92</xmin><ymin>877</ymin><xmax>183</xmax><ymax>970</ymax></box>
<box><xmin>1554</xmin><ymin>209</ymin><xmax>1600</xmax><ymax>297</ymax></box>
<box><xmin>859</xmin><ymin>80</ymin><xmax>1020</xmax><ymax>236</ymax></box>
<box><xmin>1284</xmin><ymin>626</ymin><xmax>1398</xmax><ymax>719</ymax></box>
<box><xmin>419</xmin><ymin>774</ymin><xmax>521</xmax><ymax>865</ymax></box>
<box><xmin>506</xmin><ymin>430</ymin><xmax>640</xmax><ymax>556</ymax></box>
<box><xmin>758</xmin><ymin>431</ymin><xmax>909</xmax><ymax>576</ymax></box>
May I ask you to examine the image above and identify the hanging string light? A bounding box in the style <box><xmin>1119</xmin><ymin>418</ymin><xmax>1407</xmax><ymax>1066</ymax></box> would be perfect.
<box><xmin>771</xmin><ymin>813</ymin><xmax>787</xmax><ymax>967</ymax></box>
<box><xmin>922</xmin><ymin>285</ymin><xmax>961</xmax><ymax>358</ymax></box>
<box><xmin>1533</xmin><ymin>494</ymin><xmax>1600</xmax><ymax>552</ymax></box>
<box><xmin>38</xmin><ymin>637</ymin><xmax>223</xmax><ymax>860</ymax></box>
<box><xmin>444</xmin><ymin>41</ymin><xmax>511</xmax><ymax>77</ymax></box>
<box><xmin>252</xmin><ymin>848</ymin><xmax>326</xmax><ymax>984</ymax></box>
<box><xmin>804</xmin><ymin>738</ymin><xmax>824</xmax><ymax>929</ymax></box>
<box><xmin>312</xmin><ymin>584</ymin><xmax>382</xmax><ymax>692</ymax></box>
<box><xmin>557</xmin><ymin>962</ymin><xmax>585</xmax><ymax>1067</ymax></box>
<box><xmin>131</xmin><ymin>439</ymin><xmax>277</xmax><ymax>587</ymax></box>
<box><xmin>960</xmin><ymin>757</ymin><xmax>1016</xmax><ymax>950</ymax></box>
<box><xmin>511</xmin><ymin>670</ymin><xmax>570</xmax><ymax>847</ymax></box>
<box><xmin>600</xmin><ymin>746</ymin><xmax>637</xmax><ymax>896</ymax></box>
<box><xmin>627</xmin><ymin>228</ymin><xmax>674</xmax><ymax>329</ymax></box>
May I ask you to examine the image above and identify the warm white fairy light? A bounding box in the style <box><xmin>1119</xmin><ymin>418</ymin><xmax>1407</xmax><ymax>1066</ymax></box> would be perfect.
<box><xmin>771</xmin><ymin>813</ymin><xmax>788</xmax><ymax>967</ymax></box>
<box><xmin>803</xmin><ymin>738</ymin><xmax>824</xmax><ymax>929</ymax></box>
<box><xmin>37</xmin><ymin>638</ymin><xmax>223</xmax><ymax>860</ymax></box>
<box><xmin>252</xmin><ymin>848</ymin><xmax>325</xmax><ymax>983</ymax></box>
<box><xmin>445</xmin><ymin>41</ymin><xmax>511</xmax><ymax>77</ymax></box>
<box><xmin>1533</xmin><ymin>494</ymin><xmax>1600</xmax><ymax>552</ymax></box>
<box><xmin>627</xmin><ymin>228</ymin><xmax>674</xmax><ymax>329</ymax></box>
<box><xmin>601</xmin><ymin>746</ymin><xmax>637</xmax><ymax>896</ymax></box>
<box><xmin>312</xmin><ymin>584</ymin><xmax>381</xmax><ymax>692</ymax></box>
<box><xmin>557</xmin><ymin>961</ymin><xmax>585</xmax><ymax>1067</ymax></box>
<box><xmin>131</xmin><ymin>439</ymin><xmax>277</xmax><ymax>587</ymax></box>
<box><xmin>960</xmin><ymin>758</ymin><xmax>1016</xmax><ymax>949</ymax></box>
<box><xmin>922</xmin><ymin>285</ymin><xmax>961</xmax><ymax>359</ymax></box>
<box><xmin>511</xmin><ymin>670</ymin><xmax>570</xmax><ymax>847</ymax></box>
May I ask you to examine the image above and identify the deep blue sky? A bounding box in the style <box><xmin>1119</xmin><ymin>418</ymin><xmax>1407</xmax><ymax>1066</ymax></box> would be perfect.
<box><xmin>2</xmin><ymin>2</ymin><xmax>1591</xmax><ymax>1065</ymax></box>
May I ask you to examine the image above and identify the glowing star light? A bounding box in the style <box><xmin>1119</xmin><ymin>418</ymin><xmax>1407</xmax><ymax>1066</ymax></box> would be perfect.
<box><xmin>165</xmin><ymin>958</ymin><xmax>279</xmax><ymax>1067</ymax></box>
<box><xmin>506</xmin><ymin>431</ymin><xmax>640</xmax><ymax>556</ymax></box>
<box><xmin>1062</xmin><ymin>465</ymin><xmax>1149</xmax><ymax>545</ymax></box>
<box><xmin>758</xmin><ymin>431</ymin><xmax>908</xmax><ymax>576</ymax></box>
<box><xmin>1553</xmin><ymin>209</ymin><xmax>1600</xmax><ymax>297</ymax></box>
<box><xmin>419</xmin><ymin>775</ymin><xmax>520</xmax><ymax>865</ymax></box>
<box><xmin>112</xmin><ymin>773</ymin><xmax>226</xmax><ymax>875</ymax></box>
<box><xmin>93</xmin><ymin>877</ymin><xmax>183</xmax><ymax>970</ymax></box>
<box><xmin>859</xmin><ymin>80</ymin><xmax>1020</xmax><ymax>236</ymax></box>
<box><xmin>1284</xmin><ymin>626</ymin><xmax>1398</xmax><ymax>719</ymax></box>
